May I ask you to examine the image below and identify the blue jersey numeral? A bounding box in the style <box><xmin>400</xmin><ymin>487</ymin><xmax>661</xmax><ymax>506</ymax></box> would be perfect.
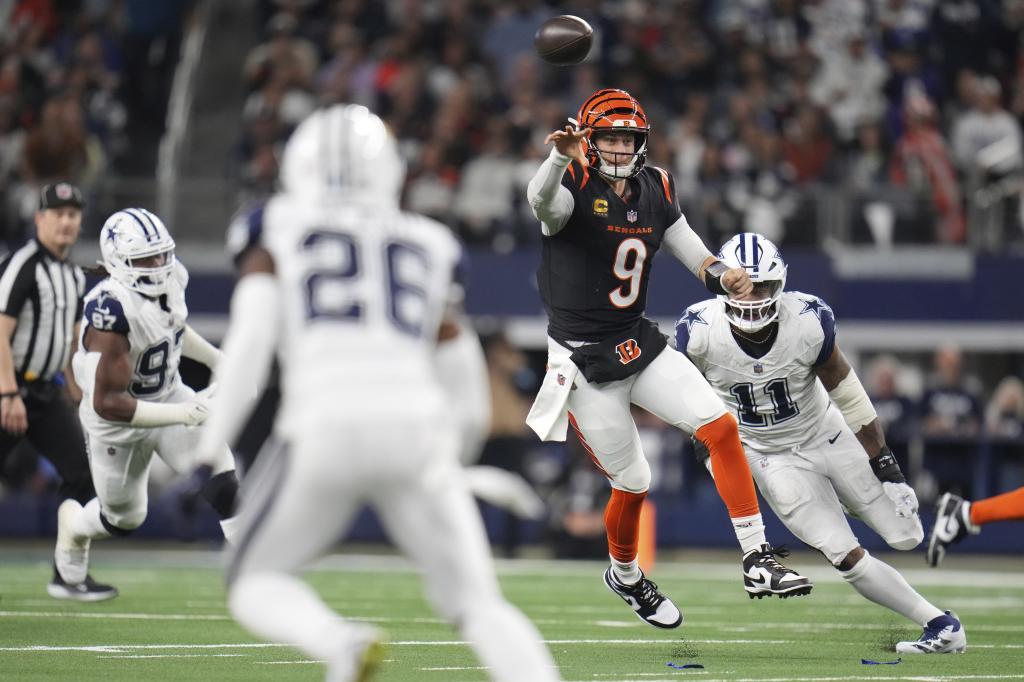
<box><xmin>301</xmin><ymin>230</ymin><xmax>432</xmax><ymax>337</ymax></box>
<box><xmin>730</xmin><ymin>378</ymin><xmax>799</xmax><ymax>427</ymax></box>
<box><xmin>130</xmin><ymin>340</ymin><xmax>168</xmax><ymax>396</ymax></box>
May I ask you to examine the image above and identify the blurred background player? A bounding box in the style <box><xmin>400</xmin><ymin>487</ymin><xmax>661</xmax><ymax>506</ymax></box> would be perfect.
<box><xmin>198</xmin><ymin>105</ymin><xmax>561</xmax><ymax>682</ymax></box>
<box><xmin>679</xmin><ymin>232</ymin><xmax>966</xmax><ymax>654</ymax></box>
<box><xmin>0</xmin><ymin>182</ymin><xmax>116</xmax><ymax>601</ymax></box>
<box><xmin>526</xmin><ymin>88</ymin><xmax>810</xmax><ymax>629</ymax></box>
<box><xmin>928</xmin><ymin>487</ymin><xmax>1024</xmax><ymax>567</ymax></box>
<box><xmin>56</xmin><ymin>208</ymin><xmax>239</xmax><ymax>594</ymax></box>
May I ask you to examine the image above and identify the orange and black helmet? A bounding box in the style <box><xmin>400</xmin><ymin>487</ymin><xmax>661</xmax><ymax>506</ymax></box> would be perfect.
<box><xmin>572</xmin><ymin>88</ymin><xmax>650</xmax><ymax>179</ymax></box>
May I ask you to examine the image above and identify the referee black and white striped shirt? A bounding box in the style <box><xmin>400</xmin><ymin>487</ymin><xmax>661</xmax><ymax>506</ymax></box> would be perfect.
<box><xmin>0</xmin><ymin>238</ymin><xmax>85</xmax><ymax>384</ymax></box>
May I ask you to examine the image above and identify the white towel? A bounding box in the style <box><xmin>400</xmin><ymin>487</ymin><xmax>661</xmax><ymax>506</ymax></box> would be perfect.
<box><xmin>525</xmin><ymin>356</ymin><xmax>577</xmax><ymax>442</ymax></box>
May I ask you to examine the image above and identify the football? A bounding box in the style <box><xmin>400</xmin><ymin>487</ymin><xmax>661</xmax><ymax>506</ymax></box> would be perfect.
<box><xmin>534</xmin><ymin>15</ymin><xmax>593</xmax><ymax>66</ymax></box>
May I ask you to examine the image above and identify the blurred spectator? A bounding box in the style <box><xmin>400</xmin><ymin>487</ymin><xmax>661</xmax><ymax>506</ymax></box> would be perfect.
<box><xmin>867</xmin><ymin>354</ymin><xmax>917</xmax><ymax>446</ymax></box>
<box><xmin>952</xmin><ymin>76</ymin><xmax>1022</xmax><ymax>178</ymax></box>
<box><xmin>985</xmin><ymin>376</ymin><xmax>1024</xmax><ymax>440</ymax></box>
<box><xmin>919</xmin><ymin>345</ymin><xmax>984</xmax><ymax>439</ymax></box>
<box><xmin>810</xmin><ymin>28</ymin><xmax>888</xmax><ymax>144</ymax></box>
<box><xmin>890</xmin><ymin>90</ymin><xmax>966</xmax><ymax>242</ymax></box>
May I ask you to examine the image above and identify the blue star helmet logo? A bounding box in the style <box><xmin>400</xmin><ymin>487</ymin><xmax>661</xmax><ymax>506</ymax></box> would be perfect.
<box><xmin>800</xmin><ymin>297</ymin><xmax>830</xmax><ymax>319</ymax></box>
<box><xmin>679</xmin><ymin>307</ymin><xmax>708</xmax><ymax>332</ymax></box>
<box><xmin>104</xmin><ymin>226</ymin><xmax>117</xmax><ymax>244</ymax></box>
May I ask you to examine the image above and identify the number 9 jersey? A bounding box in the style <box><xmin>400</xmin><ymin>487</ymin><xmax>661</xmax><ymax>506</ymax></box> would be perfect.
<box><xmin>538</xmin><ymin>161</ymin><xmax>682</xmax><ymax>342</ymax></box>
<box><xmin>676</xmin><ymin>291</ymin><xmax>838</xmax><ymax>455</ymax></box>
<box><xmin>227</xmin><ymin>197</ymin><xmax>463</xmax><ymax>431</ymax></box>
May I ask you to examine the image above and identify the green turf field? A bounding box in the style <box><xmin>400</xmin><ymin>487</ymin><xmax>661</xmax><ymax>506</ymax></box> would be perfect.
<box><xmin>1</xmin><ymin>546</ymin><xmax>1021</xmax><ymax>681</ymax></box>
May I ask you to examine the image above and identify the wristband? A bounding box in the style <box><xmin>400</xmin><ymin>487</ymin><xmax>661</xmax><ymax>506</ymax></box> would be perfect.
<box><xmin>0</xmin><ymin>391</ymin><xmax>19</xmax><ymax>399</ymax></box>
<box><xmin>704</xmin><ymin>260</ymin><xmax>729</xmax><ymax>296</ymax></box>
<box><xmin>870</xmin><ymin>446</ymin><xmax>905</xmax><ymax>484</ymax></box>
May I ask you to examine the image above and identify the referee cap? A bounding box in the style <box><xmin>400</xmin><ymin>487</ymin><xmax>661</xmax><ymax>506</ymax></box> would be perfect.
<box><xmin>39</xmin><ymin>182</ymin><xmax>84</xmax><ymax>211</ymax></box>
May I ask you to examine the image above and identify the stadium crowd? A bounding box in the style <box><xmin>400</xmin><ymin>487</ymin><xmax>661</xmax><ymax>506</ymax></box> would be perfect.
<box><xmin>236</xmin><ymin>0</ymin><xmax>1024</xmax><ymax>250</ymax></box>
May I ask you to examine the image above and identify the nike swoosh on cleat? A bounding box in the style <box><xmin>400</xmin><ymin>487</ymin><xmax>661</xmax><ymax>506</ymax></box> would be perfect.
<box><xmin>746</xmin><ymin>573</ymin><xmax>769</xmax><ymax>586</ymax></box>
<box><xmin>827</xmin><ymin>432</ymin><xmax>841</xmax><ymax>444</ymax></box>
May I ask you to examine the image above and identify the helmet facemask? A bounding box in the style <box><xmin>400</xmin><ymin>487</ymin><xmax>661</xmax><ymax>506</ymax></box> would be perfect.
<box><xmin>586</xmin><ymin>129</ymin><xmax>649</xmax><ymax>180</ymax></box>
<box><xmin>722</xmin><ymin>279</ymin><xmax>785</xmax><ymax>333</ymax></box>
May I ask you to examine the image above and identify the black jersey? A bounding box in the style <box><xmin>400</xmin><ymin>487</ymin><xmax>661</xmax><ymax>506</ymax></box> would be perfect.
<box><xmin>537</xmin><ymin>162</ymin><xmax>682</xmax><ymax>342</ymax></box>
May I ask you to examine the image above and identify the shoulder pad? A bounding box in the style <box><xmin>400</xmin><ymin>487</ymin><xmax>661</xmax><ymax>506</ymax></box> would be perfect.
<box><xmin>85</xmin><ymin>291</ymin><xmax>130</xmax><ymax>335</ymax></box>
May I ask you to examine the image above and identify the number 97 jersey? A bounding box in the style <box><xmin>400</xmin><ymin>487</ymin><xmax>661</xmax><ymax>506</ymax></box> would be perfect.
<box><xmin>676</xmin><ymin>291</ymin><xmax>837</xmax><ymax>454</ymax></box>
<box><xmin>228</xmin><ymin>197</ymin><xmax>463</xmax><ymax>424</ymax></box>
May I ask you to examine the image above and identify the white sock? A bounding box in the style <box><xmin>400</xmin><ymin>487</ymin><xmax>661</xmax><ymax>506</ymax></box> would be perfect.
<box><xmin>219</xmin><ymin>516</ymin><xmax>242</xmax><ymax>545</ymax></box>
<box><xmin>71</xmin><ymin>498</ymin><xmax>112</xmax><ymax>542</ymax></box>
<box><xmin>610</xmin><ymin>555</ymin><xmax>641</xmax><ymax>585</ymax></box>
<box><xmin>841</xmin><ymin>550</ymin><xmax>944</xmax><ymax>626</ymax></box>
<box><xmin>732</xmin><ymin>514</ymin><xmax>766</xmax><ymax>554</ymax></box>
<box><xmin>460</xmin><ymin>599</ymin><xmax>560</xmax><ymax>682</ymax></box>
<box><xmin>229</xmin><ymin>572</ymin><xmax>358</xmax><ymax>662</ymax></box>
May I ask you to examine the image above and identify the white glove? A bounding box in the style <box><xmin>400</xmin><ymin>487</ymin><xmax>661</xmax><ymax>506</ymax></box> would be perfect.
<box><xmin>882</xmin><ymin>481</ymin><xmax>919</xmax><ymax>519</ymax></box>
<box><xmin>181</xmin><ymin>395</ymin><xmax>211</xmax><ymax>427</ymax></box>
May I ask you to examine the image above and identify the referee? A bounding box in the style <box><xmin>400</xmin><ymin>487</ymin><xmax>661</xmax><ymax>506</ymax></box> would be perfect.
<box><xmin>0</xmin><ymin>182</ymin><xmax>116</xmax><ymax>601</ymax></box>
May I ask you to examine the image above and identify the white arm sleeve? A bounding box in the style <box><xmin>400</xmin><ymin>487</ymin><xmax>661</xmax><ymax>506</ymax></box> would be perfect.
<box><xmin>828</xmin><ymin>370</ymin><xmax>878</xmax><ymax>431</ymax></box>
<box><xmin>661</xmin><ymin>213</ymin><xmax>714</xmax><ymax>277</ymax></box>
<box><xmin>197</xmin><ymin>273</ymin><xmax>280</xmax><ymax>461</ymax></box>
<box><xmin>182</xmin><ymin>325</ymin><xmax>222</xmax><ymax>369</ymax></box>
<box><xmin>526</xmin><ymin>147</ymin><xmax>575</xmax><ymax>236</ymax></box>
<box><xmin>434</xmin><ymin>320</ymin><xmax>492</xmax><ymax>465</ymax></box>
<box><xmin>130</xmin><ymin>400</ymin><xmax>191</xmax><ymax>427</ymax></box>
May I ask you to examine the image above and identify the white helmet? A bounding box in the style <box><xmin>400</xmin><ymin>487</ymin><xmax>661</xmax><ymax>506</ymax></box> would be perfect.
<box><xmin>718</xmin><ymin>232</ymin><xmax>787</xmax><ymax>332</ymax></box>
<box><xmin>279</xmin><ymin>104</ymin><xmax>405</xmax><ymax>203</ymax></box>
<box><xmin>100</xmin><ymin>208</ymin><xmax>177</xmax><ymax>297</ymax></box>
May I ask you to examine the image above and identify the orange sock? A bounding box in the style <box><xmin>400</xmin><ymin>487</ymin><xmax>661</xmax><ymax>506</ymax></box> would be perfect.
<box><xmin>970</xmin><ymin>486</ymin><xmax>1024</xmax><ymax>526</ymax></box>
<box><xmin>695</xmin><ymin>413</ymin><xmax>760</xmax><ymax>518</ymax></box>
<box><xmin>605</xmin><ymin>488</ymin><xmax>647</xmax><ymax>563</ymax></box>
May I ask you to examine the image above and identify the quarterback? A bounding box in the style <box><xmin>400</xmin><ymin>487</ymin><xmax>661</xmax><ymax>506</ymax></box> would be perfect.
<box><xmin>526</xmin><ymin>88</ymin><xmax>810</xmax><ymax>629</ymax></box>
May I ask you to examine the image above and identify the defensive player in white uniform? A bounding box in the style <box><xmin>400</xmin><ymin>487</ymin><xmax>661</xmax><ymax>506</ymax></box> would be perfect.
<box><xmin>54</xmin><ymin>208</ymin><xmax>241</xmax><ymax>589</ymax></box>
<box><xmin>677</xmin><ymin>232</ymin><xmax>967</xmax><ymax>654</ymax></box>
<box><xmin>196</xmin><ymin>105</ymin><xmax>560</xmax><ymax>682</ymax></box>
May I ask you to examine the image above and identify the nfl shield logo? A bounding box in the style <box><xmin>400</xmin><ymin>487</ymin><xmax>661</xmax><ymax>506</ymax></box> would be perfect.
<box><xmin>557</xmin><ymin>373</ymin><xmax>566</xmax><ymax>386</ymax></box>
<box><xmin>753</xmin><ymin>363</ymin><xmax>763</xmax><ymax>374</ymax></box>
<box><xmin>56</xmin><ymin>183</ymin><xmax>73</xmax><ymax>199</ymax></box>
<box><xmin>626</xmin><ymin>210</ymin><xmax>638</xmax><ymax>223</ymax></box>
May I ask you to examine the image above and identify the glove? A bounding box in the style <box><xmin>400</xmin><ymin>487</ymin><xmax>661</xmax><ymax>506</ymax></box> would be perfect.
<box><xmin>882</xmin><ymin>481</ymin><xmax>919</xmax><ymax>519</ymax></box>
<box><xmin>182</xmin><ymin>391</ymin><xmax>212</xmax><ymax>427</ymax></box>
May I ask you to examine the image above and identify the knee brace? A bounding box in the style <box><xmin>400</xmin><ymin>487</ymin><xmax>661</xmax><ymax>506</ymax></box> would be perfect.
<box><xmin>612</xmin><ymin>457</ymin><xmax>651</xmax><ymax>493</ymax></box>
<box><xmin>201</xmin><ymin>470</ymin><xmax>240</xmax><ymax>519</ymax></box>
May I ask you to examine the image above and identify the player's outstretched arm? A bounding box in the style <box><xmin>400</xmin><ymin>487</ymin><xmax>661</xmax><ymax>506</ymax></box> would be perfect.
<box><xmin>526</xmin><ymin>126</ymin><xmax>588</xmax><ymax>236</ymax></box>
<box><xmin>197</xmin><ymin>246</ymin><xmax>279</xmax><ymax>463</ymax></box>
<box><xmin>662</xmin><ymin>219</ymin><xmax>752</xmax><ymax>297</ymax></box>
<box><xmin>86</xmin><ymin>327</ymin><xmax>208</xmax><ymax>427</ymax></box>
<box><xmin>816</xmin><ymin>344</ymin><xmax>918</xmax><ymax>518</ymax></box>
<box><xmin>182</xmin><ymin>325</ymin><xmax>223</xmax><ymax>370</ymax></box>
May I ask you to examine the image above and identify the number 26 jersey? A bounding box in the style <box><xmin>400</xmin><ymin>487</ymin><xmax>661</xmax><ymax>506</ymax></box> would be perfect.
<box><xmin>538</xmin><ymin>162</ymin><xmax>682</xmax><ymax>343</ymax></box>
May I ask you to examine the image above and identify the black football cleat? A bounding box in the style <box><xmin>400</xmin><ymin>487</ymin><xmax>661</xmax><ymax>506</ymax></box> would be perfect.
<box><xmin>47</xmin><ymin>563</ymin><xmax>118</xmax><ymax>602</ymax></box>
<box><xmin>742</xmin><ymin>544</ymin><xmax>812</xmax><ymax>599</ymax></box>
<box><xmin>603</xmin><ymin>566</ymin><xmax>682</xmax><ymax>629</ymax></box>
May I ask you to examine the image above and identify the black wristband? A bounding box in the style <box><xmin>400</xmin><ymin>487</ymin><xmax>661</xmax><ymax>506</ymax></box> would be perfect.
<box><xmin>704</xmin><ymin>260</ymin><xmax>729</xmax><ymax>296</ymax></box>
<box><xmin>0</xmin><ymin>391</ymin><xmax>19</xmax><ymax>399</ymax></box>
<box><xmin>870</xmin><ymin>446</ymin><xmax>905</xmax><ymax>484</ymax></box>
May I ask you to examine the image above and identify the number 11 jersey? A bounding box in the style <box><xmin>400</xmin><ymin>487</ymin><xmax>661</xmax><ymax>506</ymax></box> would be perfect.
<box><xmin>538</xmin><ymin>161</ymin><xmax>682</xmax><ymax>342</ymax></box>
<box><xmin>676</xmin><ymin>292</ymin><xmax>838</xmax><ymax>454</ymax></box>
